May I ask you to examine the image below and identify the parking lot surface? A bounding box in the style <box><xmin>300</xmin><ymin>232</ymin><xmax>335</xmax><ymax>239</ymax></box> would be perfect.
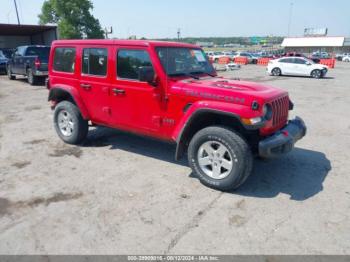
<box><xmin>0</xmin><ymin>63</ymin><xmax>349</xmax><ymax>254</ymax></box>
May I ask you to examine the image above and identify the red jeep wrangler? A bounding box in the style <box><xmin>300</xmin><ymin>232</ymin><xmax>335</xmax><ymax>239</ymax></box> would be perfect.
<box><xmin>47</xmin><ymin>40</ymin><xmax>306</xmax><ymax>191</ymax></box>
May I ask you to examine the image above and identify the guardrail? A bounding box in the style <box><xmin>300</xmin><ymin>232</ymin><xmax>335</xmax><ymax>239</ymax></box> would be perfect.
<box><xmin>257</xmin><ymin>57</ymin><xmax>272</xmax><ymax>66</ymax></box>
<box><xmin>233</xmin><ymin>56</ymin><xmax>249</xmax><ymax>65</ymax></box>
<box><xmin>319</xmin><ymin>58</ymin><xmax>336</xmax><ymax>69</ymax></box>
<box><xmin>218</xmin><ymin>57</ymin><xmax>231</xmax><ymax>64</ymax></box>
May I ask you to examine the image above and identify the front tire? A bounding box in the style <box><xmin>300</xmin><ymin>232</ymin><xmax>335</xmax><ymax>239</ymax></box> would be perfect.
<box><xmin>7</xmin><ymin>65</ymin><xmax>15</xmax><ymax>80</ymax></box>
<box><xmin>54</xmin><ymin>101</ymin><xmax>88</xmax><ymax>145</ymax></box>
<box><xmin>311</xmin><ymin>69</ymin><xmax>322</xmax><ymax>79</ymax></box>
<box><xmin>188</xmin><ymin>126</ymin><xmax>253</xmax><ymax>191</ymax></box>
<box><xmin>271</xmin><ymin>67</ymin><xmax>281</xmax><ymax>76</ymax></box>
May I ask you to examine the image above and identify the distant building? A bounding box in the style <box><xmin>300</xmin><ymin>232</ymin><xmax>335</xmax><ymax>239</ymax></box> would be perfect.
<box><xmin>0</xmin><ymin>23</ymin><xmax>57</xmax><ymax>48</ymax></box>
<box><xmin>195</xmin><ymin>42</ymin><xmax>214</xmax><ymax>48</ymax></box>
<box><xmin>281</xmin><ymin>36</ymin><xmax>350</xmax><ymax>54</ymax></box>
<box><xmin>223</xmin><ymin>43</ymin><xmax>241</xmax><ymax>48</ymax></box>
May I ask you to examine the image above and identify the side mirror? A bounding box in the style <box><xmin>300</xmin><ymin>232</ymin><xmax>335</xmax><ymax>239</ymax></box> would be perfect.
<box><xmin>306</xmin><ymin>62</ymin><xmax>311</xmax><ymax>66</ymax></box>
<box><xmin>138</xmin><ymin>66</ymin><xmax>155</xmax><ymax>84</ymax></box>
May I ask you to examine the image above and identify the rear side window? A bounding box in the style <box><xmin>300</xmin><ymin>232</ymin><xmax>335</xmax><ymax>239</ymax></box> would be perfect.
<box><xmin>117</xmin><ymin>49</ymin><xmax>152</xmax><ymax>80</ymax></box>
<box><xmin>53</xmin><ymin>47</ymin><xmax>76</xmax><ymax>73</ymax></box>
<box><xmin>279</xmin><ymin>58</ymin><xmax>293</xmax><ymax>63</ymax></box>
<box><xmin>82</xmin><ymin>48</ymin><xmax>108</xmax><ymax>76</ymax></box>
<box><xmin>26</xmin><ymin>47</ymin><xmax>50</xmax><ymax>58</ymax></box>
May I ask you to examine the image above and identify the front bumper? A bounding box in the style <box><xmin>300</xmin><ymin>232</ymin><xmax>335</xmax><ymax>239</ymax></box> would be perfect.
<box><xmin>259</xmin><ymin>117</ymin><xmax>307</xmax><ymax>158</ymax></box>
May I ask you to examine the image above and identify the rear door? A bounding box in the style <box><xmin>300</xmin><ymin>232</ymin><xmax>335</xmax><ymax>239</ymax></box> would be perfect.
<box><xmin>78</xmin><ymin>46</ymin><xmax>112</xmax><ymax>125</ymax></box>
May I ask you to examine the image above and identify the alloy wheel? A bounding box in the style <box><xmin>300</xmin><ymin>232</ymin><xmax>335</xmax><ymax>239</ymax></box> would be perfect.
<box><xmin>197</xmin><ymin>141</ymin><xmax>234</xmax><ymax>179</ymax></box>
<box><xmin>57</xmin><ymin>110</ymin><xmax>75</xmax><ymax>137</ymax></box>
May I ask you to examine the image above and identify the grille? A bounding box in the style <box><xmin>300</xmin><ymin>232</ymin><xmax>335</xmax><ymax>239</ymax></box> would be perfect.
<box><xmin>271</xmin><ymin>96</ymin><xmax>289</xmax><ymax>127</ymax></box>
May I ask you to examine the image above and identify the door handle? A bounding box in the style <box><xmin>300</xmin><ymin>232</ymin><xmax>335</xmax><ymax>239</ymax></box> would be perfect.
<box><xmin>80</xmin><ymin>83</ymin><xmax>91</xmax><ymax>90</ymax></box>
<box><xmin>112</xmin><ymin>88</ymin><xmax>125</xmax><ymax>95</ymax></box>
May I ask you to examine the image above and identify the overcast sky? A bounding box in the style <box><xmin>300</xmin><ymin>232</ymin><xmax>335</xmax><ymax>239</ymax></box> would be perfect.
<box><xmin>1</xmin><ymin>0</ymin><xmax>349</xmax><ymax>38</ymax></box>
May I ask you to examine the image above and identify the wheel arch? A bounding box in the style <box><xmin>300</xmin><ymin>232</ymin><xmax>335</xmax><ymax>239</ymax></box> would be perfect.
<box><xmin>175</xmin><ymin>109</ymin><xmax>257</xmax><ymax>160</ymax></box>
<box><xmin>48</xmin><ymin>87</ymin><xmax>90</xmax><ymax>120</ymax></box>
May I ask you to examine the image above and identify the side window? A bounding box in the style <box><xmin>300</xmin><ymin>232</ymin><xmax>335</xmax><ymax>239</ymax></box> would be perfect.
<box><xmin>53</xmin><ymin>47</ymin><xmax>76</xmax><ymax>73</ymax></box>
<box><xmin>294</xmin><ymin>58</ymin><xmax>306</xmax><ymax>64</ymax></box>
<box><xmin>15</xmin><ymin>47</ymin><xmax>24</xmax><ymax>56</ymax></box>
<box><xmin>82</xmin><ymin>48</ymin><xmax>108</xmax><ymax>76</ymax></box>
<box><xmin>117</xmin><ymin>49</ymin><xmax>153</xmax><ymax>80</ymax></box>
<box><xmin>286</xmin><ymin>58</ymin><xmax>295</xmax><ymax>63</ymax></box>
<box><xmin>279</xmin><ymin>58</ymin><xmax>289</xmax><ymax>63</ymax></box>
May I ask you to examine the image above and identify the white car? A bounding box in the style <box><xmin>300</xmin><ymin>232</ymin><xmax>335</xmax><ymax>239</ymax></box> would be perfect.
<box><xmin>267</xmin><ymin>57</ymin><xmax>328</xmax><ymax>79</ymax></box>
<box><xmin>222</xmin><ymin>51</ymin><xmax>236</xmax><ymax>59</ymax></box>
<box><xmin>342</xmin><ymin>55</ymin><xmax>350</xmax><ymax>62</ymax></box>
<box><xmin>232</xmin><ymin>52</ymin><xmax>253</xmax><ymax>63</ymax></box>
<box><xmin>205</xmin><ymin>51</ymin><xmax>226</xmax><ymax>62</ymax></box>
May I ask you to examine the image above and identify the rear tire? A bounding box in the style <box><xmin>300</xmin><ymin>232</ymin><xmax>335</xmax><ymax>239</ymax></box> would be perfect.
<box><xmin>311</xmin><ymin>69</ymin><xmax>322</xmax><ymax>79</ymax></box>
<box><xmin>271</xmin><ymin>67</ymin><xmax>281</xmax><ymax>76</ymax></box>
<box><xmin>7</xmin><ymin>65</ymin><xmax>15</xmax><ymax>80</ymax></box>
<box><xmin>27</xmin><ymin>68</ymin><xmax>38</xmax><ymax>85</ymax></box>
<box><xmin>53</xmin><ymin>101</ymin><xmax>88</xmax><ymax>145</ymax></box>
<box><xmin>188</xmin><ymin>126</ymin><xmax>253</xmax><ymax>191</ymax></box>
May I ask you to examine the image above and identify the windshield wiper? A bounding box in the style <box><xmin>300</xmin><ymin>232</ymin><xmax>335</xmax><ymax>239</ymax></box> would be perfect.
<box><xmin>168</xmin><ymin>72</ymin><xmax>200</xmax><ymax>80</ymax></box>
<box><xmin>190</xmin><ymin>71</ymin><xmax>216</xmax><ymax>77</ymax></box>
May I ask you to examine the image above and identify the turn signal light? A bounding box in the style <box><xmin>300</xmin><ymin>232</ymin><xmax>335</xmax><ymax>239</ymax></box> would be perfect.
<box><xmin>241</xmin><ymin>117</ymin><xmax>263</xmax><ymax>126</ymax></box>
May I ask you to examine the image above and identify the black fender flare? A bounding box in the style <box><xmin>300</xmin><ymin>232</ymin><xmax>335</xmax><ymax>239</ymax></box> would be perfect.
<box><xmin>175</xmin><ymin>108</ymin><xmax>244</xmax><ymax>160</ymax></box>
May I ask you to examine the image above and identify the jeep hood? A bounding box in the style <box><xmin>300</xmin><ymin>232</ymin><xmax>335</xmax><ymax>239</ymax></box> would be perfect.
<box><xmin>171</xmin><ymin>77</ymin><xmax>288</xmax><ymax>106</ymax></box>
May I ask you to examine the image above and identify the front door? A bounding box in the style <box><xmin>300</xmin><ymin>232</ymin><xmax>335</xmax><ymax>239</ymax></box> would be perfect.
<box><xmin>293</xmin><ymin>58</ymin><xmax>309</xmax><ymax>75</ymax></box>
<box><xmin>109</xmin><ymin>47</ymin><xmax>164</xmax><ymax>136</ymax></box>
<box><xmin>78</xmin><ymin>46</ymin><xmax>112</xmax><ymax>125</ymax></box>
<box><xmin>12</xmin><ymin>47</ymin><xmax>23</xmax><ymax>74</ymax></box>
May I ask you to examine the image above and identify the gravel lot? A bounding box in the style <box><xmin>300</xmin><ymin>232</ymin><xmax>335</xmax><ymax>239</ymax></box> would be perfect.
<box><xmin>0</xmin><ymin>63</ymin><xmax>349</xmax><ymax>255</ymax></box>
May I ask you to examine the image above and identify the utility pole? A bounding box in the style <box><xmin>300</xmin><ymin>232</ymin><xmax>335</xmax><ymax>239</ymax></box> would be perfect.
<box><xmin>287</xmin><ymin>2</ymin><xmax>294</xmax><ymax>37</ymax></box>
<box><xmin>13</xmin><ymin>0</ymin><xmax>20</xmax><ymax>25</ymax></box>
<box><xmin>104</xmin><ymin>26</ymin><xmax>113</xmax><ymax>39</ymax></box>
<box><xmin>177</xmin><ymin>28</ymin><xmax>181</xmax><ymax>41</ymax></box>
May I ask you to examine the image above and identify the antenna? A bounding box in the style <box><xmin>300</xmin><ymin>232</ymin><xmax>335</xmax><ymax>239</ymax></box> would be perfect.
<box><xmin>13</xmin><ymin>0</ymin><xmax>20</xmax><ymax>25</ymax></box>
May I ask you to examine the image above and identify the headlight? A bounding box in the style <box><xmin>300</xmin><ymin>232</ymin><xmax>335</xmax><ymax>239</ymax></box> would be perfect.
<box><xmin>263</xmin><ymin>104</ymin><xmax>273</xmax><ymax>120</ymax></box>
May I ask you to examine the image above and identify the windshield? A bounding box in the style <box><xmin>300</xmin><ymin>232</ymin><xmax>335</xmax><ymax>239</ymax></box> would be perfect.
<box><xmin>156</xmin><ymin>47</ymin><xmax>215</xmax><ymax>77</ymax></box>
<box><xmin>305</xmin><ymin>58</ymin><xmax>315</xmax><ymax>64</ymax></box>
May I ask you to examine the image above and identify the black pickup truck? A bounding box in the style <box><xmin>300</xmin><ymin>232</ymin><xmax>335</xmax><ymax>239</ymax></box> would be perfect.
<box><xmin>7</xmin><ymin>45</ymin><xmax>50</xmax><ymax>85</ymax></box>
